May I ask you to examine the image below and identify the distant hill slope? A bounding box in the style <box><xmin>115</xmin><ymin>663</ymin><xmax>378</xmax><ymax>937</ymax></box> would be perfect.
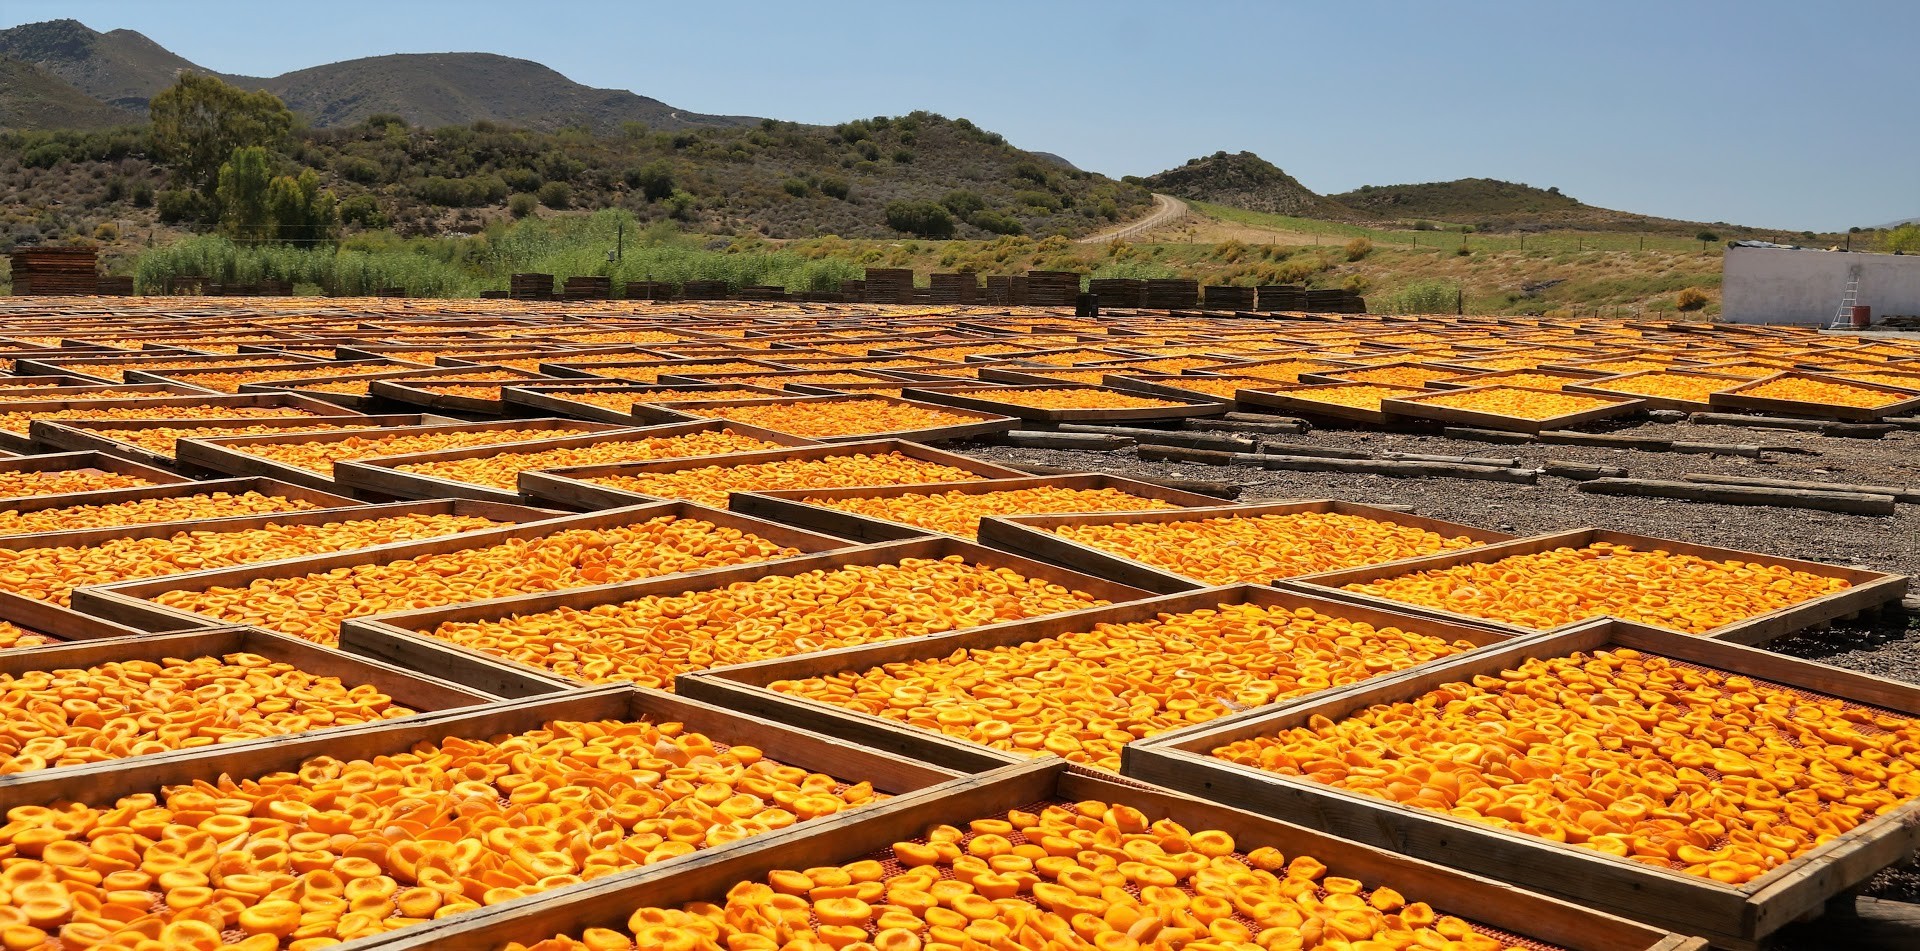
<box><xmin>1141</xmin><ymin>151</ymin><xmax>1360</xmax><ymax>220</ymax></box>
<box><xmin>0</xmin><ymin>18</ymin><xmax>760</xmax><ymax>133</ymax></box>
<box><xmin>1329</xmin><ymin>178</ymin><xmax>1742</xmax><ymax>236</ymax></box>
<box><xmin>0</xmin><ymin>55</ymin><xmax>136</xmax><ymax>130</ymax></box>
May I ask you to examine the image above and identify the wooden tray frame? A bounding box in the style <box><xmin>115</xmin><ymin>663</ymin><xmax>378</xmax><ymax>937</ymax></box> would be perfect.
<box><xmin>681</xmin><ymin>583</ymin><xmax>1518</xmax><ymax>774</ymax></box>
<box><xmin>0</xmin><ymin>380</ymin><xmax>215</xmax><ymax>399</ymax></box>
<box><xmin>639</xmin><ymin>393</ymin><xmax>1019</xmax><ymax>444</ymax></box>
<box><xmin>732</xmin><ymin>473</ymin><xmax>1228</xmax><ymax>543</ymax></box>
<box><xmin>72</xmin><ymin>501</ymin><xmax>854</xmax><ymax>636</ymax></box>
<box><xmin>1379</xmin><ymin>384</ymin><xmax>1646</xmax><ymax>434</ymax></box>
<box><xmin>173</xmin><ymin>418</ymin><xmax>630</xmax><ymax>492</ymax></box>
<box><xmin>976</xmin><ymin>499</ymin><xmax>1518</xmax><ymax>594</ymax></box>
<box><xmin>13</xmin><ymin>352</ymin><xmax>327</xmax><ymax>383</ymax></box>
<box><xmin>1126</xmin><ymin>618</ymin><xmax>1920</xmax><ymax>948</ymax></box>
<box><xmin>656</xmin><ymin>368</ymin><xmax>931</xmax><ymax>389</ymax></box>
<box><xmin>1099</xmin><ymin>372</ymin><xmax>1287</xmax><ymax>408</ymax></box>
<box><xmin>501</xmin><ymin>383</ymin><xmax>788</xmax><ymax>424</ymax></box>
<box><xmin>1563</xmin><ymin>369</ymin><xmax>1752</xmax><ymax>412</ymax></box>
<box><xmin>0</xmin><ymin>683</ymin><xmax>965</xmax><ymax>943</ymax></box>
<box><xmin>334</xmin><ymin>756</ymin><xmax>1702</xmax><ymax>951</ymax></box>
<box><xmin>29</xmin><ymin>414</ymin><xmax>423</xmax><ymax>468</ymax></box>
<box><xmin>1422</xmin><ymin>366</ymin><xmax>1611</xmax><ymax>391</ymax></box>
<box><xmin>368</xmin><ymin>372</ymin><xmax>578</xmax><ymax>415</ymax></box>
<box><xmin>0</xmin><ymin>450</ymin><xmax>192</xmax><ymax>501</ymax></box>
<box><xmin>1284</xmin><ymin>527</ymin><xmax>1909</xmax><ymax>645</ymax></box>
<box><xmin>1235</xmin><ymin>381</ymin><xmax>1429</xmax><ymax>425</ymax></box>
<box><xmin>1296</xmin><ymin>360</ymin><xmax>1485</xmax><ymax>387</ymax></box>
<box><xmin>123</xmin><ymin>359</ymin><xmax>404</xmax><ymax>393</ymax></box>
<box><xmin>337</xmin><ymin>536</ymin><xmax>1153</xmax><ymax>702</ymax></box>
<box><xmin>334</xmin><ymin>421</ymin><xmax>819</xmax><ymax>505</ymax></box>
<box><xmin>539</xmin><ymin>356</ymin><xmax>798</xmax><ymax>381</ymax></box>
<box><xmin>0</xmin><ymin>390</ymin><xmax>365</xmax><ymax>452</ymax></box>
<box><xmin>900</xmin><ymin>382</ymin><xmax>1228</xmax><ymax>423</ymax></box>
<box><xmin>1708</xmin><ymin>371</ymin><xmax>1920</xmax><ymax>421</ymax></box>
<box><xmin>236</xmin><ymin>365</ymin><xmax>528</xmax><ymax>411</ymax></box>
<box><xmin>520</xmin><ymin>438</ymin><xmax>1032</xmax><ymax>511</ymax></box>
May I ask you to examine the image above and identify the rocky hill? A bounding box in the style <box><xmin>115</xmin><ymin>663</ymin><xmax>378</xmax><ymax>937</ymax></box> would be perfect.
<box><xmin>1140</xmin><ymin>151</ymin><xmax>1360</xmax><ymax>219</ymax></box>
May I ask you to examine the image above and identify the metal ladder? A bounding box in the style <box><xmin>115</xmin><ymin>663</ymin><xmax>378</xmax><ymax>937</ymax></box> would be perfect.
<box><xmin>1829</xmin><ymin>264</ymin><xmax>1863</xmax><ymax>328</ymax></box>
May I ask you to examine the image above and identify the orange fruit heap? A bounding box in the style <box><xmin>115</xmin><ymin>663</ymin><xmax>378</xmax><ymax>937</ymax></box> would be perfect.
<box><xmin>1133</xmin><ymin>376</ymin><xmax>1267</xmax><ymax>399</ymax></box>
<box><xmin>0</xmin><ymin>620</ymin><xmax>56</xmax><ymax>650</ymax></box>
<box><xmin>280</xmin><ymin>378</ymin><xmax>378</xmax><ymax>395</ymax></box>
<box><xmin>1833</xmin><ymin>371</ymin><xmax>1920</xmax><ymax>392</ymax></box>
<box><xmin>961</xmin><ymin>388</ymin><xmax>1186</xmax><ymax>411</ymax></box>
<box><xmin>1576</xmin><ymin>359</ymin><xmax>1671</xmax><ymax>374</ymax></box>
<box><xmin>1587</xmin><ymin>372</ymin><xmax>1740</xmax><ymax>401</ymax></box>
<box><xmin>394</xmin><ymin>369</ymin><xmax>539</xmax><ymax>384</ymax></box>
<box><xmin>1413</xmin><ymin>386</ymin><xmax>1621</xmax><ymax>420</ymax></box>
<box><xmin>151</xmin><ymin>516</ymin><xmax>805</xmax><ymax>645</ymax></box>
<box><xmin>772</xmin><ymin>601</ymin><xmax>1478</xmax><ymax>771</ymax></box>
<box><xmin>681</xmin><ymin>398</ymin><xmax>982</xmax><ymax>439</ymax></box>
<box><xmin>1334</xmin><ymin>365</ymin><xmax>1463</xmax><ymax>387</ymax></box>
<box><xmin>227</xmin><ymin>428</ymin><xmax>565</xmax><ymax>474</ymax></box>
<box><xmin>410</xmin><ymin>384</ymin><xmax>517</xmax><ymax>400</ymax></box>
<box><xmin>0</xmin><ymin>405</ymin><xmax>319</xmax><ymax>435</ymax></box>
<box><xmin>1213</xmin><ymin>647</ymin><xmax>1920</xmax><ymax>884</ymax></box>
<box><xmin>1448</xmin><ymin>356</ymin><xmax>1551</xmax><ymax>371</ymax></box>
<box><xmin>422</xmin><ymin>555</ymin><xmax>1106</xmax><ymax>690</ymax></box>
<box><xmin>1741</xmin><ymin>375</ymin><xmax>1906</xmax><ymax>409</ymax></box>
<box><xmin>587</xmin><ymin>452</ymin><xmax>987</xmax><ymax>507</ymax></box>
<box><xmin>81</xmin><ymin>420</ymin><xmax>387</xmax><ymax>457</ymax></box>
<box><xmin>1340</xmin><ymin>540</ymin><xmax>1851</xmax><ymax>634</ymax></box>
<box><xmin>0</xmin><ymin>651</ymin><xmax>427</xmax><ymax>774</ymax></box>
<box><xmin>55</xmin><ymin>360</ymin><xmax>302</xmax><ymax>382</ymax></box>
<box><xmin>805</xmin><ymin>486</ymin><xmax>1176</xmax><ymax>541</ymax></box>
<box><xmin>1450</xmin><ymin>373</ymin><xmax>1571</xmax><ymax>391</ymax></box>
<box><xmin>1214</xmin><ymin>360</ymin><xmax>1345</xmax><ymax>383</ymax></box>
<box><xmin>1015</xmin><ymin>370</ymin><xmax>1109</xmax><ymax>385</ymax></box>
<box><xmin>0</xmin><ymin>389</ymin><xmax>163</xmax><ymax>403</ymax></box>
<box><xmin>391</xmin><ymin>430</ymin><xmax>786</xmax><ymax>489</ymax></box>
<box><xmin>562</xmin><ymin>388</ymin><xmax>772</xmax><ymax>411</ymax></box>
<box><xmin>0</xmin><ymin>718</ymin><xmax>880</xmax><ymax>948</ymax></box>
<box><xmin>503</xmin><ymin>799</ymin><xmax>1524</xmax><ymax>951</ymax></box>
<box><xmin>587</xmin><ymin>362</ymin><xmax>774</xmax><ymax>383</ymax></box>
<box><xmin>1280</xmin><ymin>384</ymin><xmax>1419</xmax><ymax>411</ymax></box>
<box><xmin>717</xmin><ymin>373</ymin><xmax>884</xmax><ymax>387</ymax></box>
<box><xmin>157</xmin><ymin>368</ymin><xmax>359</xmax><ymax>394</ymax></box>
<box><xmin>0</xmin><ymin>511</ymin><xmax>506</xmax><ymax>606</ymax></box>
<box><xmin>0</xmin><ymin>468</ymin><xmax>157</xmax><ymax>499</ymax></box>
<box><xmin>1053</xmin><ymin>511</ymin><xmax>1485</xmax><ymax>585</ymax></box>
<box><xmin>0</xmin><ymin>490</ymin><xmax>324</xmax><ymax>538</ymax></box>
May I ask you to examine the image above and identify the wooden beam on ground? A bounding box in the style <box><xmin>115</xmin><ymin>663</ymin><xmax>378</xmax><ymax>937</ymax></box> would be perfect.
<box><xmin>1576</xmin><ymin>478</ymin><xmax>1896</xmax><ymax>515</ymax></box>
<box><xmin>1255</xmin><ymin>442</ymin><xmax>1370</xmax><ymax>460</ymax></box>
<box><xmin>1182</xmin><ymin>418</ymin><xmax>1308</xmax><ymax>435</ymax></box>
<box><xmin>1378</xmin><ymin>451</ymin><xmax>1520</xmax><ymax>467</ymax></box>
<box><xmin>1688</xmin><ymin>412</ymin><xmax>1895</xmax><ymax>439</ymax></box>
<box><xmin>1544</xmin><ymin>461</ymin><xmax>1629</xmax><ymax>480</ymax></box>
<box><xmin>1442</xmin><ymin>427</ymin><xmax>1539</xmax><ymax>444</ymax></box>
<box><xmin>1540</xmin><ymin>431</ymin><xmax>1763</xmax><ymax>457</ymax></box>
<box><xmin>1224</xmin><ymin>412</ymin><xmax>1312</xmax><ymax>430</ymax></box>
<box><xmin>1682</xmin><ymin>472</ymin><xmax>1920</xmax><ymax>504</ymax></box>
<box><xmin>1054</xmin><ymin>424</ymin><xmax>1255</xmax><ymax>452</ymax></box>
<box><xmin>1002</xmin><ymin>431</ymin><xmax>1134</xmax><ymax>451</ymax></box>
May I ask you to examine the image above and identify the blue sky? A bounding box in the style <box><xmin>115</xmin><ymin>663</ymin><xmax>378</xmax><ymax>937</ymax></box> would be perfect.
<box><xmin>13</xmin><ymin>1</ymin><xmax>1917</xmax><ymax>231</ymax></box>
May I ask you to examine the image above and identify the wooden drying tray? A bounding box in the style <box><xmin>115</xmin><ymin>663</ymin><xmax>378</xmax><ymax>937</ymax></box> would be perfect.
<box><xmin>332</xmin><ymin>420</ymin><xmax>817</xmax><ymax>505</ymax></box>
<box><xmin>1422</xmin><ymin>366</ymin><xmax>1611</xmax><ymax>391</ymax></box>
<box><xmin>1284</xmin><ymin>527</ymin><xmax>1909</xmax><ymax>645</ymax></box>
<box><xmin>501</xmin><ymin>383</ymin><xmax>788</xmax><ymax>425</ymax></box>
<box><xmin>236</xmin><ymin>365</ymin><xmax>534</xmax><ymax>412</ymax></box>
<box><xmin>519</xmin><ymin>438</ymin><xmax>1031</xmax><ymax>511</ymax></box>
<box><xmin>12</xmin><ymin>351</ymin><xmax>328</xmax><ymax>383</ymax></box>
<box><xmin>732</xmin><ymin>473</ymin><xmax>1227</xmax><ymax>544</ymax></box>
<box><xmin>70</xmin><ymin>500</ymin><xmax>852</xmax><ymax>638</ymax></box>
<box><xmin>174</xmin><ymin>417</ymin><xmax>631</xmax><ymax>494</ymax></box>
<box><xmin>336</xmin><ymin>535</ymin><xmax>1153</xmax><ymax>702</ymax></box>
<box><xmin>977</xmin><ymin>499</ymin><xmax>1518</xmax><ymax>595</ymax></box>
<box><xmin>1235</xmin><ymin>381</ymin><xmax>1429</xmax><ymax>426</ymax></box>
<box><xmin>1563</xmin><ymin>369</ymin><xmax>1753</xmax><ymax>413</ymax></box>
<box><xmin>1709</xmin><ymin>371</ymin><xmax>1920</xmax><ymax>421</ymax></box>
<box><xmin>635</xmin><ymin>393</ymin><xmax>1019</xmax><ymax>444</ymax></box>
<box><xmin>1127</xmin><ymin>618</ymin><xmax>1920</xmax><ymax>949</ymax></box>
<box><xmin>681</xmin><ymin>582</ymin><xmax>1519</xmax><ymax>775</ymax></box>
<box><xmin>369</xmin><ymin>373</ymin><xmax>577</xmax><ymax>416</ymax></box>
<box><xmin>0</xmin><ymin>450</ymin><xmax>192</xmax><ymax>503</ymax></box>
<box><xmin>1379</xmin><ymin>384</ymin><xmax>1646</xmax><ymax>434</ymax></box>
<box><xmin>0</xmin><ymin>390</ymin><xmax>364</xmax><ymax>453</ymax></box>
<box><xmin>28</xmin><ymin>414</ymin><xmax>423</xmax><ymax>469</ymax></box>
<box><xmin>901</xmin><ymin>382</ymin><xmax>1229</xmax><ymax>423</ymax></box>
<box><xmin>537</xmin><ymin>356</ymin><xmax>799</xmax><ymax>381</ymax></box>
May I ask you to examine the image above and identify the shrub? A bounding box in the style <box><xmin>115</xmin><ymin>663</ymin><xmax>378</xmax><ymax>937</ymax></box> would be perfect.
<box><xmin>781</xmin><ymin>178</ymin><xmax>810</xmax><ymax>197</ymax></box>
<box><xmin>21</xmin><ymin>143</ymin><xmax>68</xmax><ymax>169</ymax></box>
<box><xmin>1383</xmin><ymin>280</ymin><xmax>1459</xmax><ymax>315</ymax></box>
<box><xmin>1884</xmin><ymin>224</ymin><xmax>1920</xmax><ymax>254</ymax></box>
<box><xmin>1013</xmin><ymin>190</ymin><xmax>1061</xmax><ymax>212</ymax></box>
<box><xmin>665</xmin><ymin>189</ymin><xmax>697</xmax><ymax>221</ymax></box>
<box><xmin>1675</xmin><ymin>287</ymin><xmax>1710</xmax><ymax>311</ymax></box>
<box><xmin>130</xmin><ymin>181</ymin><xmax>154</xmax><ymax>208</ymax></box>
<box><xmin>1455</xmin><ymin>245</ymin><xmax>1471</xmax><ymax>256</ymax></box>
<box><xmin>92</xmin><ymin>222</ymin><xmax>119</xmax><ymax>241</ymax></box>
<box><xmin>335</xmin><ymin>156</ymin><xmax>382</xmax><ymax>184</ymax></box>
<box><xmin>1344</xmin><ymin>237</ymin><xmax>1373</xmax><ymax>261</ymax></box>
<box><xmin>941</xmin><ymin>190</ymin><xmax>986</xmax><ymax>217</ymax></box>
<box><xmin>968</xmin><ymin>210</ymin><xmax>1024</xmax><ymax>236</ymax></box>
<box><xmin>536</xmin><ymin>181</ymin><xmax>573</xmax><ymax>209</ymax></box>
<box><xmin>502</xmin><ymin>168</ymin><xmax>543</xmax><ymax>193</ymax></box>
<box><xmin>627</xmin><ymin>160</ymin><xmax>675</xmax><ymax>202</ymax></box>
<box><xmin>508</xmin><ymin>193</ymin><xmax>538</xmax><ymax>219</ymax></box>
<box><xmin>338</xmin><ymin>194</ymin><xmax>386</xmax><ymax>229</ymax></box>
<box><xmin>884</xmin><ymin>200</ymin><xmax>955</xmax><ymax>239</ymax></box>
<box><xmin>816</xmin><ymin>176</ymin><xmax>850</xmax><ymax>200</ymax></box>
<box><xmin>156</xmin><ymin>188</ymin><xmax>211</xmax><ymax>224</ymax></box>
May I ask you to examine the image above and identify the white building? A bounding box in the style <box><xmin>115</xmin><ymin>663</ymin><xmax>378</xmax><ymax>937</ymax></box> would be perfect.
<box><xmin>1720</xmin><ymin>245</ymin><xmax>1920</xmax><ymax>325</ymax></box>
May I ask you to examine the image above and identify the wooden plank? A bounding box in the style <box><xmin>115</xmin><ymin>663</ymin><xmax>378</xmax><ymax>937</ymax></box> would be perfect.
<box><xmin>337</xmin><ymin>420</ymin><xmax>819</xmax><ymax>505</ymax></box>
<box><xmin>681</xmin><ymin>583</ymin><xmax>1516</xmax><ymax>774</ymax></box>
<box><xmin>519</xmin><ymin>438</ymin><xmax>1028</xmax><ymax>511</ymax></box>
<box><xmin>341</xmin><ymin>760</ymin><xmax>1696</xmax><ymax>951</ymax></box>
<box><xmin>27</xmin><ymin>414</ymin><xmax>424</xmax><ymax>469</ymax></box>
<box><xmin>1577</xmin><ymin>477</ymin><xmax>1897</xmax><ymax>515</ymax></box>
<box><xmin>72</xmin><ymin>501</ymin><xmax>856</xmax><ymax>636</ymax></box>
<box><xmin>1127</xmin><ymin>618</ymin><xmax>1920</xmax><ymax>948</ymax></box>
<box><xmin>1284</xmin><ymin>527</ymin><xmax>1909</xmax><ymax>644</ymax></box>
<box><xmin>1682</xmin><ymin>472</ymin><xmax>1920</xmax><ymax>504</ymax></box>
<box><xmin>1000</xmin><ymin>430</ymin><xmax>1134</xmax><ymax>451</ymax></box>
<box><xmin>975</xmin><ymin>500</ymin><xmax>1516</xmax><ymax>594</ymax></box>
<box><xmin>731</xmin><ymin>474</ymin><xmax>1228</xmax><ymax>543</ymax></box>
<box><xmin>501</xmin><ymin>383</ymin><xmax>787</xmax><ymax>424</ymax></box>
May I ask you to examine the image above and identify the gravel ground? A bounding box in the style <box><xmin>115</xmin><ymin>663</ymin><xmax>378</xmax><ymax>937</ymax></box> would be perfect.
<box><xmin>955</xmin><ymin>416</ymin><xmax>1920</xmax><ymax>915</ymax></box>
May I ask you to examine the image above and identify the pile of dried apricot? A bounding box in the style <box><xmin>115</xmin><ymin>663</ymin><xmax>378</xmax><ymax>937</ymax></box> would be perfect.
<box><xmin>804</xmin><ymin>486</ymin><xmax>1177</xmax><ymax>540</ymax></box>
<box><xmin>0</xmin><ymin>404</ymin><xmax>319</xmax><ymax>435</ymax></box>
<box><xmin>0</xmin><ymin>467</ymin><xmax>157</xmax><ymax>499</ymax></box>
<box><xmin>0</xmin><ymin>717</ymin><xmax>880</xmax><ymax>947</ymax></box>
<box><xmin>1053</xmin><ymin>511</ymin><xmax>1485</xmax><ymax>585</ymax></box>
<box><xmin>1274</xmin><ymin>384</ymin><xmax>1421</xmax><ymax>411</ymax></box>
<box><xmin>156</xmin><ymin>368</ymin><xmax>365</xmax><ymax>393</ymax></box>
<box><xmin>0</xmin><ymin>511</ymin><xmax>505</xmax><ymax>605</ymax></box>
<box><xmin>81</xmin><ymin>420</ymin><xmax>387</xmax><ymax>457</ymax></box>
<box><xmin>680</xmin><ymin>398</ymin><xmax>985</xmax><ymax>439</ymax></box>
<box><xmin>1333</xmin><ymin>364</ymin><xmax>1464</xmax><ymax>387</ymax></box>
<box><xmin>1341</xmin><ymin>540</ymin><xmax>1851</xmax><ymax>633</ymax></box>
<box><xmin>0</xmin><ymin>388</ymin><xmax>162</xmax><ymax>403</ymax></box>
<box><xmin>0</xmin><ymin>652</ymin><xmax>427</xmax><ymax>773</ymax></box>
<box><xmin>0</xmin><ymin>490</ymin><xmax>323</xmax><ymax>537</ymax></box>
<box><xmin>1738</xmin><ymin>375</ymin><xmax>1907</xmax><ymax>409</ymax></box>
<box><xmin>423</xmin><ymin>555</ymin><xmax>1108</xmax><ymax>689</ymax></box>
<box><xmin>1213</xmin><ymin>647</ymin><xmax>1920</xmax><ymax>884</ymax></box>
<box><xmin>587</xmin><ymin>452</ymin><xmax>987</xmax><ymax>507</ymax></box>
<box><xmin>391</xmin><ymin>429</ymin><xmax>786</xmax><ymax>489</ymax></box>
<box><xmin>0</xmin><ymin>619</ymin><xmax>55</xmax><ymax>650</ymax></box>
<box><xmin>1410</xmin><ymin>386</ymin><xmax>1624</xmax><ymax>420</ymax></box>
<box><xmin>1448</xmin><ymin>372</ymin><xmax>1573</xmax><ymax>391</ymax></box>
<box><xmin>226</xmin><ymin>427</ymin><xmax>567</xmax><ymax>474</ymax></box>
<box><xmin>504</xmin><ymin>799</ymin><xmax>1523</xmax><ymax>951</ymax></box>
<box><xmin>151</xmin><ymin>516</ymin><xmax>806</xmax><ymax>645</ymax></box>
<box><xmin>560</xmin><ymin>388</ymin><xmax>773</xmax><ymax>411</ymax></box>
<box><xmin>54</xmin><ymin>359</ymin><xmax>302</xmax><ymax>382</ymax></box>
<box><xmin>1586</xmin><ymin>372</ymin><xmax>1742</xmax><ymax>402</ymax></box>
<box><xmin>951</xmin><ymin>388</ymin><xmax>1187</xmax><ymax>410</ymax></box>
<box><xmin>773</xmin><ymin>601</ymin><xmax>1478</xmax><ymax>770</ymax></box>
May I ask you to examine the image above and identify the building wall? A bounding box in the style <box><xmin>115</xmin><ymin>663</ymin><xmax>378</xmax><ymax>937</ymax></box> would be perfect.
<box><xmin>1721</xmin><ymin>246</ymin><xmax>1920</xmax><ymax>325</ymax></box>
